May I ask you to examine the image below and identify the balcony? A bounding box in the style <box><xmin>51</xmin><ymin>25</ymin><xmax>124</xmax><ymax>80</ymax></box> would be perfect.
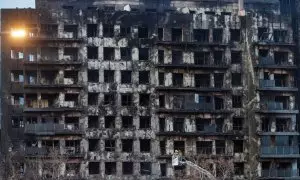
<box><xmin>260</xmin><ymin>146</ymin><xmax>300</xmax><ymax>158</ymax></box>
<box><xmin>24</xmin><ymin>79</ymin><xmax>83</xmax><ymax>89</ymax></box>
<box><xmin>258</xmin><ymin>80</ymin><xmax>297</xmax><ymax>92</ymax></box>
<box><xmin>25</xmin><ymin>147</ymin><xmax>83</xmax><ymax>157</ymax></box>
<box><xmin>24</xmin><ymin>123</ymin><xmax>84</xmax><ymax>135</ymax></box>
<box><xmin>258</xmin><ymin>102</ymin><xmax>298</xmax><ymax>114</ymax></box>
<box><xmin>24</xmin><ymin>100</ymin><xmax>83</xmax><ymax>112</ymax></box>
<box><xmin>155</xmin><ymin>85</ymin><xmax>231</xmax><ymax>92</ymax></box>
<box><xmin>261</xmin><ymin>169</ymin><xmax>298</xmax><ymax>178</ymax></box>
<box><xmin>256</xmin><ymin>57</ymin><xmax>296</xmax><ymax>69</ymax></box>
<box><xmin>156</xmin><ymin>61</ymin><xmax>229</xmax><ymax>70</ymax></box>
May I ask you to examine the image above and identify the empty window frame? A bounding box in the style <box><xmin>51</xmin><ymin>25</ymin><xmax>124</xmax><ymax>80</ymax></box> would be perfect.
<box><xmin>173</xmin><ymin>118</ymin><xmax>185</xmax><ymax>132</ymax></box>
<box><xmin>194</xmin><ymin>52</ymin><xmax>210</xmax><ymax>65</ymax></box>
<box><xmin>88</xmin><ymin>116</ymin><xmax>99</xmax><ymax>128</ymax></box>
<box><xmin>159</xmin><ymin>72</ymin><xmax>165</xmax><ymax>86</ymax></box>
<box><xmin>120</xmin><ymin>48</ymin><xmax>131</xmax><ymax>61</ymax></box>
<box><xmin>139</xmin><ymin>94</ymin><xmax>150</xmax><ymax>106</ymax></box>
<box><xmin>105</xmin><ymin>116</ymin><xmax>115</xmax><ymax>128</ymax></box>
<box><xmin>232</xmin><ymin>95</ymin><xmax>242</xmax><ymax>108</ymax></box>
<box><xmin>233</xmin><ymin>140</ymin><xmax>243</xmax><ymax>153</ymax></box>
<box><xmin>138</xmin><ymin>26</ymin><xmax>148</xmax><ymax>38</ymax></box>
<box><xmin>233</xmin><ymin>117</ymin><xmax>243</xmax><ymax>131</ymax></box>
<box><xmin>274</xmin><ymin>29</ymin><xmax>288</xmax><ymax>43</ymax></box>
<box><xmin>258</xmin><ymin>27</ymin><xmax>268</xmax><ymax>41</ymax></box>
<box><xmin>123</xmin><ymin>162</ymin><xmax>133</xmax><ymax>175</ymax></box>
<box><xmin>140</xmin><ymin>139</ymin><xmax>151</xmax><ymax>152</ymax></box>
<box><xmin>121</xmin><ymin>94</ymin><xmax>133</xmax><ymax>106</ymax></box>
<box><xmin>64</xmin><ymin>25</ymin><xmax>78</xmax><ymax>38</ymax></box>
<box><xmin>87</xmin><ymin>24</ymin><xmax>98</xmax><ymax>37</ymax></box>
<box><xmin>88</xmin><ymin>93</ymin><xmax>99</xmax><ymax>105</ymax></box>
<box><xmin>88</xmin><ymin>139</ymin><xmax>99</xmax><ymax>151</ymax></box>
<box><xmin>196</xmin><ymin>141</ymin><xmax>212</xmax><ymax>154</ymax></box>
<box><xmin>159</xmin><ymin>95</ymin><xmax>165</xmax><ymax>108</ymax></box>
<box><xmin>195</xmin><ymin>74</ymin><xmax>210</xmax><ymax>87</ymax></box>
<box><xmin>160</xmin><ymin>140</ymin><xmax>166</xmax><ymax>154</ymax></box>
<box><xmin>120</xmin><ymin>26</ymin><xmax>131</xmax><ymax>37</ymax></box>
<box><xmin>231</xmin><ymin>51</ymin><xmax>242</xmax><ymax>64</ymax></box>
<box><xmin>172</xmin><ymin>28</ymin><xmax>182</xmax><ymax>42</ymax></box>
<box><xmin>158</xmin><ymin>50</ymin><xmax>164</xmax><ymax>64</ymax></box>
<box><xmin>213</xmin><ymin>28</ymin><xmax>223</xmax><ymax>42</ymax></box>
<box><xmin>105</xmin><ymin>140</ymin><xmax>115</xmax><ymax>152</ymax></box>
<box><xmin>160</xmin><ymin>163</ymin><xmax>167</xmax><ymax>176</ymax></box>
<box><xmin>172</xmin><ymin>73</ymin><xmax>183</xmax><ymax>87</ymax></box>
<box><xmin>230</xmin><ymin>29</ymin><xmax>240</xmax><ymax>41</ymax></box>
<box><xmin>104</xmin><ymin>47</ymin><xmax>114</xmax><ymax>60</ymax></box>
<box><xmin>140</xmin><ymin>162</ymin><xmax>151</xmax><ymax>175</ymax></box>
<box><xmin>139</xmin><ymin>48</ymin><xmax>149</xmax><ymax>60</ymax></box>
<box><xmin>121</xmin><ymin>71</ymin><xmax>132</xmax><ymax>84</ymax></box>
<box><xmin>174</xmin><ymin>141</ymin><xmax>185</xmax><ymax>154</ymax></box>
<box><xmin>172</xmin><ymin>50</ymin><xmax>183</xmax><ymax>64</ymax></box>
<box><xmin>194</xmin><ymin>29</ymin><xmax>209</xmax><ymax>42</ymax></box>
<box><xmin>104</xmin><ymin>70</ymin><xmax>114</xmax><ymax>83</ymax></box>
<box><xmin>214</xmin><ymin>73</ymin><xmax>224</xmax><ymax>88</ymax></box>
<box><xmin>103</xmin><ymin>24</ymin><xmax>114</xmax><ymax>37</ymax></box>
<box><xmin>216</xmin><ymin>140</ymin><xmax>225</xmax><ymax>154</ymax></box>
<box><xmin>104</xmin><ymin>93</ymin><xmax>115</xmax><ymax>105</ymax></box>
<box><xmin>213</xmin><ymin>51</ymin><xmax>224</xmax><ymax>65</ymax></box>
<box><xmin>158</xmin><ymin>28</ymin><xmax>163</xmax><ymax>41</ymax></box>
<box><xmin>159</xmin><ymin>118</ymin><xmax>165</xmax><ymax>132</ymax></box>
<box><xmin>274</xmin><ymin>51</ymin><xmax>288</xmax><ymax>64</ymax></box>
<box><xmin>140</xmin><ymin>116</ymin><xmax>151</xmax><ymax>129</ymax></box>
<box><xmin>122</xmin><ymin>139</ymin><xmax>133</xmax><ymax>152</ymax></box>
<box><xmin>122</xmin><ymin>116</ymin><xmax>133</xmax><ymax>128</ymax></box>
<box><xmin>234</xmin><ymin>163</ymin><xmax>244</xmax><ymax>175</ymax></box>
<box><xmin>232</xmin><ymin>73</ymin><xmax>242</xmax><ymax>86</ymax></box>
<box><xmin>11</xmin><ymin>71</ymin><xmax>24</xmax><ymax>82</ymax></box>
<box><xmin>139</xmin><ymin>71</ymin><xmax>150</xmax><ymax>84</ymax></box>
<box><xmin>89</xmin><ymin>162</ymin><xmax>100</xmax><ymax>174</ymax></box>
<box><xmin>105</xmin><ymin>162</ymin><xmax>116</xmax><ymax>175</ymax></box>
<box><xmin>87</xmin><ymin>47</ymin><xmax>98</xmax><ymax>59</ymax></box>
<box><xmin>11</xmin><ymin>116</ymin><xmax>24</xmax><ymax>128</ymax></box>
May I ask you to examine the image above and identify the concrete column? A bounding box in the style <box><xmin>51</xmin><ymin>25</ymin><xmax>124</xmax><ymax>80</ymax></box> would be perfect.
<box><xmin>212</xmin><ymin>140</ymin><xmax>216</xmax><ymax>155</ymax></box>
<box><xmin>210</xmin><ymin>73</ymin><xmax>214</xmax><ymax>87</ymax></box>
<box><xmin>58</xmin><ymin>47</ymin><xmax>64</xmax><ymax>61</ymax></box>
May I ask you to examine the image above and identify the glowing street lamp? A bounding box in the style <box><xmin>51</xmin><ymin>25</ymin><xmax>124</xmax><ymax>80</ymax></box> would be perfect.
<box><xmin>10</xmin><ymin>29</ymin><xmax>26</xmax><ymax>38</ymax></box>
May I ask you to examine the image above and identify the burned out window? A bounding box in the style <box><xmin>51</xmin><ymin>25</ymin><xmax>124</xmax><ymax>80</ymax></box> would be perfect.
<box><xmin>64</xmin><ymin>47</ymin><xmax>78</xmax><ymax>61</ymax></box>
<box><xmin>258</xmin><ymin>27</ymin><xmax>268</xmax><ymax>41</ymax></box>
<box><xmin>40</xmin><ymin>24</ymin><xmax>58</xmax><ymax>38</ymax></box>
<box><xmin>122</xmin><ymin>139</ymin><xmax>133</xmax><ymax>152</ymax></box>
<box><xmin>139</xmin><ymin>71</ymin><xmax>150</xmax><ymax>84</ymax></box>
<box><xmin>173</xmin><ymin>118</ymin><xmax>184</xmax><ymax>132</ymax></box>
<box><xmin>196</xmin><ymin>118</ymin><xmax>210</xmax><ymax>131</ymax></box>
<box><xmin>105</xmin><ymin>162</ymin><xmax>116</xmax><ymax>175</ymax></box>
<box><xmin>195</xmin><ymin>74</ymin><xmax>210</xmax><ymax>88</ymax></box>
<box><xmin>214</xmin><ymin>73</ymin><xmax>224</xmax><ymax>88</ymax></box>
<box><xmin>104</xmin><ymin>93</ymin><xmax>115</xmax><ymax>105</ymax></box>
<box><xmin>103</xmin><ymin>24</ymin><xmax>114</xmax><ymax>37</ymax></box>
<box><xmin>89</xmin><ymin>162</ymin><xmax>100</xmax><ymax>174</ymax></box>
<box><xmin>172</xmin><ymin>73</ymin><xmax>183</xmax><ymax>87</ymax></box>
<box><xmin>120</xmin><ymin>26</ymin><xmax>131</xmax><ymax>37</ymax></box>
<box><xmin>12</xmin><ymin>116</ymin><xmax>24</xmax><ymax>128</ymax></box>
<box><xmin>88</xmin><ymin>93</ymin><xmax>98</xmax><ymax>105</ymax></box>
<box><xmin>160</xmin><ymin>164</ymin><xmax>166</xmax><ymax>176</ymax></box>
<box><xmin>158</xmin><ymin>50</ymin><xmax>164</xmax><ymax>64</ymax></box>
<box><xmin>231</xmin><ymin>29</ymin><xmax>240</xmax><ymax>41</ymax></box>
<box><xmin>213</xmin><ymin>51</ymin><xmax>224</xmax><ymax>65</ymax></box>
<box><xmin>139</xmin><ymin>94</ymin><xmax>150</xmax><ymax>106</ymax></box>
<box><xmin>64</xmin><ymin>25</ymin><xmax>78</xmax><ymax>38</ymax></box>
<box><xmin>140</xmin><ymin>116</ymin><xmax>151</xmax><ymax>129</ymax></box>
<box><xmin>194</xmin><ymin>52</ymin><xmax>210</xmax><ymax>65</ymax></box>
<box><xmin>123</xmin><ymin>162</ymin><xmax>133</xmax><ymax>175</ymax></box>
<box><xmin>122</xmin><ymin>116</ymin><xmax>133</xmax><ymax>128</ymax></box>
<box><xmin>172</xmin><ymin>28</ymin><xmax>182</xmax><ymax>42</ymax></box>
<box><xmin>104</xmin><ymin>47</ymin><xmax>114</xmax><ymax>60</ymax></box>
<box><xmin>158</xmin><ymin>28</ymin><xmax>163</xmax><ymax>41</ymax></box>
<box><xmin>88</xmin><ymin>116</ymin><xmax>99</xmax><ymax>128</ymax></box>
<box><xmin>231</xmin><ymin>51</ymin><xmax>242</xmax><ymax>64</ymax></box>
<box><xmin>233</xmin><ymin>117</ymin><xmax>243</xmax><ymax>131</ymax></box>
<box><xmin>138</xmin><ymin>27</ymin><xmax>148</xmax><ymax>38</ymax></box>
<box><xmin>139</xmin><ymin>48</ymin><xmax>149</xmax><ymax>61</ymax></box>
<box><xmin>274</xmin><ymin>51</ymin><xmax>288</xmax><ymax>64</ymax></box>
<box><xmin>232</xmin><ymin>95</ymin><xmax>242</xmax><ymax>108</ymax></box>
<box><xmin>172</xmin><ymin>50</ymin><xmax>183</xmax><ymax>64</ymax></box>
<box><xmin>121</xmin><ymin>94</ymin><xmax>132</xmax><ymax>106</ymax></box>
<box><xmin>213</xmin><ymin>29</ymin><xmax>223</xmax><ymax>42</ymax></box>
<box><xmin>234</xmin><ymin>163</ymin><xmax>244</xmax><ymax>175</ymax></box>
<box><xmin>216</xmin><ymin>140</ymin><xmax>225</xmax><ymax>154</ymax></box>
<box><xmin>159</xmin><ymin>95</ymin><xmax>165</xmax><ymax>108</ymax></box>
<box><xmin>88</xmin><ymin>139</ymin><xmax>99</xmax><ymax>151</ymax></box>
<box><xmin>105</xmin><ymin>140</ymin><xmax>115</xmax><ymax>152</ymax></box>
<box><xmin>140</xmin><ymin>162</ymin><xmax>151</xmax><ymax>175</ymax></box>
<box><xmin>194</xmin><ymin>29</ymin><xmax>209</xmax><ymax>42</ymax></box>
<box><xmin>87</xmin><ymin>24</ymin><xmax>98</xmax><ymax>37</ymax></box>
<box><xmin>104</xmin><ymin>70</ymin><xmax>114</xmax><ymax>83</ymax></box>
<box><xmin>159</xmin><ymin>118</ymin><xmax>165</xmax><ymax>132</ymax></box>
<box><xmin>87</xmin><ymin>47</ymin><xmax>98</xmax><ymax>59</ymax></box>
<box><xmin>234</xmin><ymin>140</ymin><xmax>243</xmax><ymax>153</ymax></box>
<box><xmin>120</xmin><ymin>48</ymin><xmax>131</xmax><ymax>61</ymax></box>
<box><xmin>196</xmin><ymin>141</ymin><xmax>212</xmax><ymax>154</ymax></box>
<box><xmin>140</xmin><ymin>139</ymin><xmax>151</xmax><ymax>152</ymax></box>
<box><xmin>174</xmin><ymin>141</ymin><xmax>185</xmax><ymax>154</ymax></box>
<box><xmin>11</xmin><ymin>71</ymin><xmax>24</xmax><ymax>82</ymax></box>
<box><xmin>160</xmin><ymin>140</ymin><xmax>166</xmax><ymax>154</ymax></box>
<box><xmin>280</xmin><ymin>0</ymin><xmax>293</xmax><ymax>14</ymax></box>
<box><xmin>121</xmin><ymin>71</ymin><xmax>132</xmax><ymax>84</ymax></box>
<box><xmin>232</xmin><ymin>73</ymin><xmax>242</xmax><ymax>86</ymax></box>
<box><xmin>105</xmin><ymin>116</ymin><xmax>115</xmax><ymax>128</ymax></box>
<box><xmin>159</xmin><ymin>73</ymin><xmax>165</xmax><ymax>86</ymax></box>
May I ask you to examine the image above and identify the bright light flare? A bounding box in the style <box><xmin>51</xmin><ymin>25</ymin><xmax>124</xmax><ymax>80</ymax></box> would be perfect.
<box><xmin>11</xmin><ymin>29</ymin><xmax>26</xmax><ymax>38</ymax></box>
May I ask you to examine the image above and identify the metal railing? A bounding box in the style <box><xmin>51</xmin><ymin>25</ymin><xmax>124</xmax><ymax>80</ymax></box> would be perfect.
<box><xmin>260</xmin><ymin>102</ymin><xmax>289</xmax><ymax>110</ymax></box>
<box><xmin>259</xmin><ymin>79</ymin><xmax>295</xmax><ymax>88</ymax></box>
<box><xmin>24</xmin><ymin>123</ymin><xmax>83</xmax><ymax>134</ymax></box>
<box><xmin>259</xmin><ymin>56</ymin><xmax>292</xmax><ymax>66</ymax></box>
<box><xmin>262</xmin><ymin>169</ymin><xmax>297</xmax><ymax>177</ymax></box>
<box><xmin>261</xmin><ymin>146</ymin><xmax>299</xmax><ymax>155</ymax></box>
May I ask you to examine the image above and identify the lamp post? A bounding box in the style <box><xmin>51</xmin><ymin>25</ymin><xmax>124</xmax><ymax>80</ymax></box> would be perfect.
<box><xmin>0</xmin><ymin>29</ymin><xmax>27</xmax><ymax>38</ymax></box>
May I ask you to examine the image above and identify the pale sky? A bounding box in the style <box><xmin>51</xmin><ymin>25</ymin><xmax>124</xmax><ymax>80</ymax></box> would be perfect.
<box><xmin>0</xmin><ymin>0</ymin><xmax>35</xmax><ymax>8</ymax></box>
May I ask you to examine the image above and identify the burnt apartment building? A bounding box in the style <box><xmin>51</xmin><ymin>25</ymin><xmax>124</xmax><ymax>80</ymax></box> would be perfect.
<box><xmin>0</xmin><ymin>0</ymin><xmax>300</xmax><ymax>179</ymax></box>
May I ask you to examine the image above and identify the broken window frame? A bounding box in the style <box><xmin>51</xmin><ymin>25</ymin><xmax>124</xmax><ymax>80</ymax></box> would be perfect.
<box><xmin>139</xmin><ymin>93</ymin><xmax>150</xmax><ymax>106</ymax></box>
<box><xmin>140</xmin><ymin>139</ymin><xmax>151</xmax><ymax>152</ymax></box>
<box><xmin>105</xmin><ymin>140</ymin><xmax>115</xmax><ymax>152</ymax></box>
<box><xmin>87</xmin><ymin>24</ymin><xmax>98</xmax><ymax>37</ymax></box>
<box><xmin>138</xmin><ymin>26</ymin><xmax>149</xmax><ymax>38</ymax></box>
<box><xmin>233</xmin><ymin>117</ymin><xmax>243</xmax><ymax>131</ymax></box>
<box><xmin>87</xmin><ymin>47</ymin><xmax>98</xmax><ymax>59</ymax></box>
<box><xmin>232</xmin><ymin>95</ymin><xmax>242</xmax><ymax>108</ymax></box>
<box><xmin>122</xmin><ymin>139</ymin><xmax>133</xmax><ymax>152</ymax></box>
<box><xmin>103</xmin><ymin>47</ymin><xmax>115</xmax><ymax>61</ymax></box>
<box><xmin>194</xmin><ymin>51</ymin><xmax>210</xmax><ymax>65</ymax></box>
<box><xmin>89</xmin><ymin>162</ymin><xmax>100</xmax><ymax>175</ymax></box>
<box><xmin>140</xmin><ymin>116</ymin><xmax>151</xmax><ymax>129</ymax></box>
<box><xmin>121</xmin><ymin>71</ymin><xmax>132</xmax><ymax>84</ymax></box>
<box><xmin>88</xmin><ymin>116</ymin><xmax>99</xmax><ymax>128</ymax></box>
<box><xmin>139</xmin><ymin>48</ymin><xmax>149</xmax><ymax>61</ymax></box>
<box><xmin>122</xmin><ymin>162</ymin><xmax>133</xmax><ymax>175</ymax></box>
<box><xmin>139</xmin><ymin>71</ymin><xmax>150</xmax><ymax>84</ymax></box>
<box><xmin>103</xmin><ymin>24</ymin><xmax>114</xmax><ymax>37</ymax></box>
<box><xmin>104</xmin><ymin>70</ymin><xmax>115</xmax><ymax>83</ymax></box>
<box><xmin>140</xmin><ymin>162</ymin><xmax>152</xmax><ymax>175</ymax></box>
<box><xmin>120</xmin><ymin>47</ymin><xmax>131</xmax><ymax>61</ymax></box>
<box><xmin>105</xmin><ymin>162</ymin><xmax>116</xmax><ymax>175</ymax></box>
<box><xmin>121</xmin><ymin>94</ymin><xmax>133</xmax><ymax>106</ymax></box>
<box><xmin>173</xmin><ymin>141</ymin><xmax>185</xmax><ymax>155</ymax></box>
<box><xmin>88</xmin><ymin>93</ymin><xmax>99</xmax><ymax>105</ymax></box>
<box><xmin>105</xmin><ymin>116</ymin><xmax>115</xmax><ymax>128</ymax></box>
<box><xmin>104</xmin><ymin>93</ymin><xmax>115</xmax><ymax>105</ymax></box>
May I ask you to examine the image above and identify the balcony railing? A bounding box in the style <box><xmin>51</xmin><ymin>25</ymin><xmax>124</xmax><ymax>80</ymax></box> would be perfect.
<box><xmin>25</xmin><ymin>147</ymin><xmax>82</xmax><ymax>157</ymax></box>
<box><xmin>260</xmin><ymin>102</ymin><xmax>292</xmax><ymax>110</ymax></box>
<box><xmin>259</xmin><ymin>57</ymin><xmax>293</xmax><ymax>66</ymax></box>
<box><xmin>262</xmin><ymin>169</ymin><xmax>297</xmax><ymax>177</ymax></box>
<box><xmin>24</xmin><ymin>123</ymin><xmax>84</xmax><ymax>135</ymax></box>
<box><xmin>261</xmin><ymin>146</ymin><xmax>299</xmax><ymax>155</ymax></box>
<box><xmin>259</xmin><ymin>79</ymin><xmax>296</xmax><ymax>88</ymax></box>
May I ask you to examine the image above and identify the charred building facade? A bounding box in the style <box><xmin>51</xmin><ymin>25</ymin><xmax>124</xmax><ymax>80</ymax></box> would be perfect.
<box><xmin>1</xmin><ymin>0</ymin><xmax>300</xmax><ymax>179</ymax></box>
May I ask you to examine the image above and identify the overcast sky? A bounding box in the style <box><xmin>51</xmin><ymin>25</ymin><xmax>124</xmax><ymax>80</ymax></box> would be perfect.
<box><xmin>0</xmin><ymin>0</ymin><xmax>35</xmax><ymax>8</ymax></box>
